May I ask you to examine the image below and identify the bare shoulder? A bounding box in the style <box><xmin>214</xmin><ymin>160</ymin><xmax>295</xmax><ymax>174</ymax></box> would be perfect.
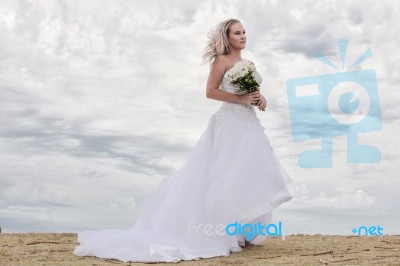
<box><xmin>212</xmin><ymin>55</ymin><xmax>230</xmax><ymax>70</ymax></box>
<box><xmin>206</xmin><ymin>55</ymin><xmax>231</xmax><ymax>93</ymax></box>
<box><xmin>209</xmin><ymin>55</ymin><xmax>230</xmax><ymax>77</ymax></box>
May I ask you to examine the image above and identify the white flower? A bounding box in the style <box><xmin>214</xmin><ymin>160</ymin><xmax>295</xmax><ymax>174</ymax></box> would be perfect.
<box><xmin>226</xmin><ymin>59</ymin><xmax>260</xmax><ymax>96</ymax></box>
<box><xmin>227</xmin><ymin>60</ymin><xmax>256</xmax><ymax>79</ymax></box>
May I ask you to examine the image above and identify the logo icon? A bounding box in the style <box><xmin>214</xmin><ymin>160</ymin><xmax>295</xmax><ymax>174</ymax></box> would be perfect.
<box><xmin>286</xmin><ymin>39</ymin><xmax>382</xmax><ymax>168</ymax></box>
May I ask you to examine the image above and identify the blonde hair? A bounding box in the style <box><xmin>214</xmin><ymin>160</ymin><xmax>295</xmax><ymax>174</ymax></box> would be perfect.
<box><xmin>202</xmin><ymin>18</ymin><xmax>242</xmax><ymax>66</ymax></box>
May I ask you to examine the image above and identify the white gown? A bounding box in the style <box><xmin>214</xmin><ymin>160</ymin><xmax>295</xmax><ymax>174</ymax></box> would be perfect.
<box><xmin>73</xmin><ymin>58</ymin><xmax>293</xmax><ymax>263</ymax></box>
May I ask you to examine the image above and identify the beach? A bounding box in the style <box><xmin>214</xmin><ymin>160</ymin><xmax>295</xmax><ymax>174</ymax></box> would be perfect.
<box><xmin>1</xmin><ymin>233</ymin><xmax>399</xmax><ymax>265</ymax></box>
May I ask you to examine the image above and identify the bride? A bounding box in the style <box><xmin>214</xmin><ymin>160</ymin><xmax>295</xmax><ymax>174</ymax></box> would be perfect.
<box><xmin>73</xmin><ymin>18</ymin><xmax>293</xmax><ymax>263</ymax></box>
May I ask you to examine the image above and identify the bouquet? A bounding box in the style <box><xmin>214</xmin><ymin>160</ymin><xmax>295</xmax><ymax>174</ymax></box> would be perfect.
<box><xmin>227</xmin><ymin>60</ymin><xmax>260</xmax><ymax>106</ymax></box>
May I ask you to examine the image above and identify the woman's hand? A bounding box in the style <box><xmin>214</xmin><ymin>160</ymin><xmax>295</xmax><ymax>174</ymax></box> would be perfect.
<box><xmin>240</xmin><ymin>91</ymin><xmax>261</xmax><ymax>105</ymax></box>
<box><xmin>257</xmin><ymin>94</ymin><xmax>267</xmax><ymax>111</ymax></box>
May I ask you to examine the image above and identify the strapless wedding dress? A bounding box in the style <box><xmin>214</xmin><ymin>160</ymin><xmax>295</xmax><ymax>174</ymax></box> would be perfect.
<box><xmin>73</xmin><ymin>58</ymin><xmax>293</xmax><ymax>263</ymax></box>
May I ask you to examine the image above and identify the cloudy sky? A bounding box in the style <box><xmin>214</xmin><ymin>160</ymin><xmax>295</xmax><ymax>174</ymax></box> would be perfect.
<box><xmin>0</xmin><ymin>0</ymin><xmax>399</xmax><ymax>235</ymax></box>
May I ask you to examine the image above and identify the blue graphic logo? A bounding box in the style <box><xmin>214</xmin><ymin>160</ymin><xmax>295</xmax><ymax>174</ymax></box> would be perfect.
<box><xmin>226</xmin><ymin>221</ymin><xmax>282</xmax><ymax>240</ymax></box>
<box><xmin>352</xmin><ymin>225</ymin><xmax>384</xmax><ymax>236</ymax></box>
<box><xmin>187</xmin><ymin>220</ymin><xmax>284</xmax><ymax>241</ymax></box>
<box><xmin>286</xmin><ymin>39</ymin><xmax>382</xmax><ymax>168</ymax></box>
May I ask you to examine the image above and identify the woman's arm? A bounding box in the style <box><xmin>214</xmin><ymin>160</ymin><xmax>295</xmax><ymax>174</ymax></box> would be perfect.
<box><xmin>205</xmin><ymin>56</ymin><xmax>260</xmax><ymax>105</ymax></box>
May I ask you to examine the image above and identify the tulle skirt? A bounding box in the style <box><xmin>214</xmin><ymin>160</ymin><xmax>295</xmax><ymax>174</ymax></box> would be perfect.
<box><xmin>73</xmin><ymin>102</ymin><xmax>293</xmax><ymax>263</ymax></box>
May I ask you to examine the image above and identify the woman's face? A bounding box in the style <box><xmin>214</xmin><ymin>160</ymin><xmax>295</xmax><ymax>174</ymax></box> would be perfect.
<box><xmin>228</xmin><ymin>23</ymin><xmax>246</xmax><ymax>50</ymax></box>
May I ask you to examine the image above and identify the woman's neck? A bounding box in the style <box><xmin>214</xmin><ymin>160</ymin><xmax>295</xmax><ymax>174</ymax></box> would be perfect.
<box><xmin>227</xmin><ymin>49</ymin><xmax>242</xmax><ymax>61</ymax></box>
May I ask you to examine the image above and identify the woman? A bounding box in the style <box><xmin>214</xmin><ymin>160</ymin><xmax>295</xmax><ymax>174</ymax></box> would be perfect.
<box><xmin>73</xmin><ymin>18</ymin><xmax>293</xmax><ymax>263</ymax></box>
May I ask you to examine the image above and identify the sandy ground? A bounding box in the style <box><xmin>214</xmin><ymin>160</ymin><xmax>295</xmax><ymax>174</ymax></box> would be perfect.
<box><xmin>1</xmin><ymin>233</ymin><xmax>400</xmax><ymax>265</ymax></box>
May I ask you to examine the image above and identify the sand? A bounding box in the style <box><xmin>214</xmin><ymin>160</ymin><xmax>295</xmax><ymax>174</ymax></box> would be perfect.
<box><xmin>1</xmin><ymin>233</ymin><xmax>399</xmax><ymax>265</ymax></box>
